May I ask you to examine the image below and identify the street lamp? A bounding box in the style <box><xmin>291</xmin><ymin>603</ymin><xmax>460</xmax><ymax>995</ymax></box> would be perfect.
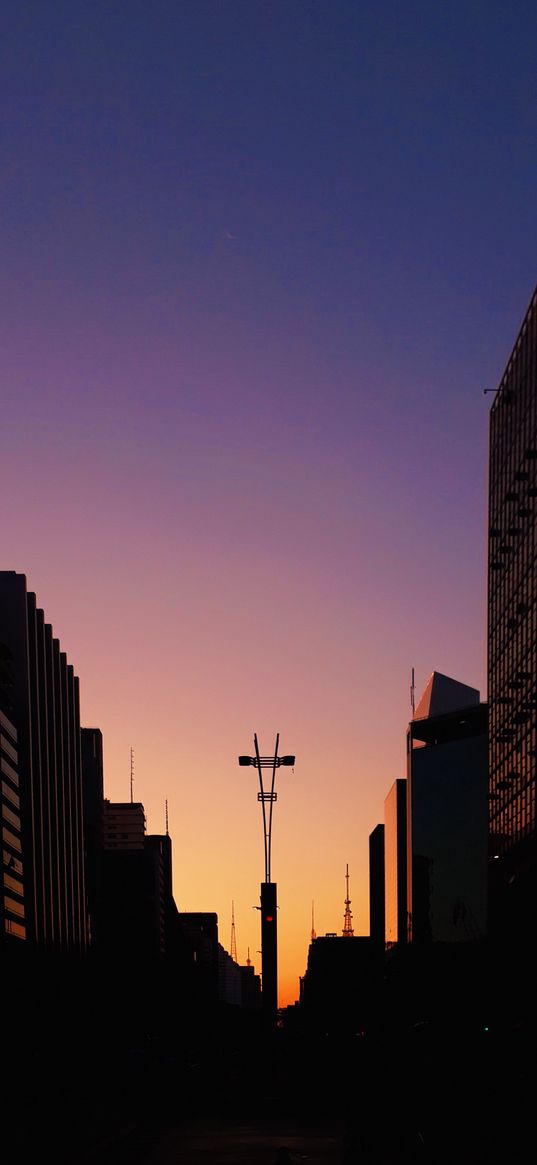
<box><xmin>238</xmin><ymin>732</ymin><xmax>295</xmax><ymax>1022</ymax></box>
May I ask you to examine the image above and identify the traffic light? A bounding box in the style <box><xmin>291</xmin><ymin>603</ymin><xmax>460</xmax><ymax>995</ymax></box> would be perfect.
<box><xmin>260</xmin><ymin>882</ymin><xmax>278</xmax><ymax>1017</ymax></box>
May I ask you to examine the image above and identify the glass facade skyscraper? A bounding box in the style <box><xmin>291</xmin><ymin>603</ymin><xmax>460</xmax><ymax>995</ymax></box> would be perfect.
<box><xmin>488</xmin><ymin>286</ymin><xmax>537</xmax><ymax>938</ymax></box>
<box><xmin>407</xmin><ymin>672</ymin><xmax>488</xmax><ymax>944</ymax></box>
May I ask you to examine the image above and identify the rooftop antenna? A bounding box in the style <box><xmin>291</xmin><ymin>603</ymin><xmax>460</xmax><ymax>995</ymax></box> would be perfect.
<box><xmin>165</xmin><ymin>799</ymin><xmax>169</xmax><ymax>836</ymax></box>
<box><xmin>246</xmin><ymin>946</ymin><xmax>251</xmax><ymax>967</ymax></box>
<box><xmin>130</xmin><ymin>747</ymin><xmax>134</xmax><ymax>803</ymax></box>
<box><xmin>311</xmin><ymin>900</ymin><xmax>316</xmax><ymax>942</ymax></box>
<box><xmin>230</xmin><ymin>901</ymin><xmax>238</xmax><ymax>962</ymax></box>
<box><xmin>342</xmin><ymin>864</ymin><xmax>354</xmax><ymax>936</ymax></box>
<box><xmin>410</xmin><ymin>667</ymin><xmax>415</xmax><ymax>717</ymax></box>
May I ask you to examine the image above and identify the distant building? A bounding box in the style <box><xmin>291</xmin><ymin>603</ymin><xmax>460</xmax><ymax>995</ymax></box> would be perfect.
<box><xmin>407</xmin><ymin>672</ymin><xmax>488</xmax><ymax>944</ymax></box>
<box><xmin>103</xmin><ymin>800</ymin><xmax>146</xmax><ymax>849</ymax></box>
<box><xmin>368</xmin><ymin>823</ymin><xmax>385</xmax><ymax>948</ymax></box>
<box><xmin>81</xmin><ymin>728</ymin><xmax>104</xmax><ymax>948</ymax></box>
<box><xmin>144</xmin><ymin>833</ymin><xmax>174</xmax><ymax>959</ymax></box>
<box><xmin>301</xmin><ymin>934</ymin><xmax>378</xmax><ymax>1035</ymax></box>
<box><xmin>239</xmin><ymin>962</ymin><xmax>261</xmax><ymax>1010</ymax></box>
<box><xmin>178</xmin><ymin>911</ymin><xmax>220</xmax><ymax>1003</ymax></box>
<box><xmin>0</xmin><ymin>571</ymin><xmax>87</xmax><ymax>952</ymax></box>
<box><xmin>218</xmin><ymin>943</ymin><xmax>242</xmax><ymax>1006</ymax></box>
<box><xmin>100</xmin><ymin>800</ymin><xmax>175</xmax><ymax>963</ymax></box>
<box><xmin>384</xmin><ymin>779</ymin><xmax>407</xmax><ymax>947</ymax></box>
<box><xmin>487</xmin><ymin>285</ymin><xmax>537</xmax><ymax>947</ymax></box>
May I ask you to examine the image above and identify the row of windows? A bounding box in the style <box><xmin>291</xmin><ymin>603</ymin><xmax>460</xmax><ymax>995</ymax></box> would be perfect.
<box><xmin>490</xmin><ymin>720</ymin><xmax>535</xmax><ymax>767</ymax></box>
<box><xmin>3</xmin><ymin>849</ymin><xmax>23</xmax><ymax>876</ymax></box>
<box><xmin>0</xmin><ymin>709</ymin><xmax>17</xmax><ymax>741</ymax></box>
<box><xmin>489</xmin><ymin>680</ymin><xmax>536</xmax><ymax>740</ymax></box>
<box><xmin>2</xmin><ymin>827</ymin><xmax>21</xmax><ymax>853</ymax></box>
<box><xmin>489</xmin><ymin>617</ymin><xmax>536</xmax><ymax>675</ymax></box>
<box><xmin>490</xmin><ymin>771</ymin><xmax>535</xmax><ymax>815</ymax></box>
<box><xmin>489</xmin><ymin>525</ymin><xmax>537</xmax><ymax>622</ymax></box>
<box><xmin>4</xmin><ymin>871</ymin><xmax>23</xmax><ymax>897</ymax></box>
<box><xmin>0</xmin><ymin>733</ymin><xmax>18</xmax><ymax>765</ymax></box>
<box><xmin>490</xmin><ymin>799</ymin><xmax>536</xmax><ymax>845</ymax></box>
<box><xmin>1</xmin><ymin>780</ymin><xmax>19</xmax><ymax>809</ymax></box>
<box><xmin>2</xmin><ymin>803</ymin><xmax>20</xmax><ymax>832</ymax></box>
<box><xmin>489</xmin><ymin>528</ymin><xmax>536</xmax><ymax>613</ymax></box>
<box><xmin>489</xmin><ymin>295</ymin><xmax>537</xmax><ymax>483</ymax></box>
<box><xmin>491</xmin><ymin>738</ymin><xmax>535</xmax><ymax>795</ymax></box>
<box><xmin>4</xmin><ymin>918</ymin><xmax>25</xmax><ymax>939</ymax></box>
<box><xmin>1</xmin><ymin>755</ymin><xmax>19</xmax><ymax>786</ymax></box>
<box><xmin>489</xmin><ymin>466</ymin><xmax>537</xmax><ymax>533</ymax></box>
<box><xmin>488</xmin><ymin>643</ymin><xmax>535</xmax><ymax>703</ymax></box>
<box><xmin>490</xmin><ymin>711</ymin><xmax>536</xmax><ymax>846</ymax></box>
<box><xmin>3</xmin><ymin>773</ymin><xmax>25</xmax><ymax>937</ymax></box>
<box><xmin>4</xmin><ymin>894</ymin><xmax>24</xmax><ymax>919</ymax></box>
<box><xmin>489</xmin><ymin>693</ymin><xmax>536</xmax><ymax>741</ymax></box>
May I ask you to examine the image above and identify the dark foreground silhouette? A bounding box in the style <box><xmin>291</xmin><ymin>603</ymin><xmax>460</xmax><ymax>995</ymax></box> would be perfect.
<box><xmin>6</xmin><ymin>941</ymin><xmax>536</xmax><ymax>1163</ymax></box>
<box><xmin>9</xmin><ymin>1011</ymin><xmax>536</xmax><ymax>1163</ymax></box>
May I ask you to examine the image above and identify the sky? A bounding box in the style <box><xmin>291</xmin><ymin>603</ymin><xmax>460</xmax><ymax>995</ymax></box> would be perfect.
<box><xmin>2</xmin><ymin>0</ymin><xmax>536</xmax><ymax>1006</ymax></box>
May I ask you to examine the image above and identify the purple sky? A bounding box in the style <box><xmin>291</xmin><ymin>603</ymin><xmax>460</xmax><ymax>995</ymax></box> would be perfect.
<box><xmin>2</xmin><ymin>0</ymin><xmax>536</xmax><ymax>1003</ymax></box>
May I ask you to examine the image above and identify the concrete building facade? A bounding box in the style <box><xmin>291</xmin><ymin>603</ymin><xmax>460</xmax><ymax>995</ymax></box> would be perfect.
<box><xmin>0</xmin><ymin>571</ymin><xmax>87</xmax><ymax>952</ymax></box>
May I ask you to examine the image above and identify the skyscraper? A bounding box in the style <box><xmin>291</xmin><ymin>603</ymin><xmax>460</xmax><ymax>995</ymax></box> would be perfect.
<box><xmin>0</xmin><ymin>571</ymin><xmax>87</xmax><ymax>952</ymax></box>
<box><xmin>368</xmin><ymin>823</ymin><xmax>385</xmax><ymax>948</ymax></box>
<box><xmin>384</xmin><ymin>779</ymin><xmax>407</xmax><ymax>947</ymax></box>
<box><xmin>81</xmin><ymin>727</ymin><xmax>104</xmax><ymax>949</ymax></box>
<box><xmin>407</xmin><ymin>671</ymin><xmax>488</xmax><ymax>944</ymax></box>
<box><xmin>487</xmin><ymin>286</ymin><xmax>537</xmax><ymax>945</ymax></box>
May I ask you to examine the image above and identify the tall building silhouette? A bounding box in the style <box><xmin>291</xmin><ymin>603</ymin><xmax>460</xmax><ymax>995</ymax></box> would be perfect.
<box><xmin>368</xmin><ymin>823</ymin><xmax>385</xmax><ymax>949</ymax></box>
<box><xmin>0</xmin><ymin>571</ymin><xmax>87</xmax><ymax>952</ymax></box>
<box><xmin>100</xmin><ymin>799</ymin><xmax>175</xmax><ymax>963</ymax></box>
<box><xmin>407</xmin><ymin>672</ymin><xmax>488</xmax><ymax>944</ymax></box>
<box><xmin>81</xmin><ymin>727</ymin><xmax>104</xmax><ymax>949</ymax></box>
<box><xmin>300</xmin><ymin>933</ymin><xmax>377</xmax><ymax>1036</ymax></box>
<box><xmin>384</xmin><ymin>779</ymin><xmax>407</xmax><ymax>947</ymax></box>
<box><xmin>487</xmin><ymin>286</ymin><xmax>537</xmax><ymax>947</ymax></box>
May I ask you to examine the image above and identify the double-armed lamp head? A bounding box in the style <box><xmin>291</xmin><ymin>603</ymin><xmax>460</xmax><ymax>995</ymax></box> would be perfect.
<box><xmin>239</xmin><ymin>754</ymin><xmax>295</xmax><ymax>768</ymax></box>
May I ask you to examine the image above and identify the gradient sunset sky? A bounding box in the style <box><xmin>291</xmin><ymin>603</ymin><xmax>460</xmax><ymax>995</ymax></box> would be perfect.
<box><xmin>2</xmin><ymin>0</ymin><xmax>536</xmax><ymax>1006</ymax></box>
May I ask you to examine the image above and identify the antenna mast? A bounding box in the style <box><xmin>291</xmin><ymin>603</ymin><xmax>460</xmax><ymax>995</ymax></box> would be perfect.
<box><xmin>411</xmin><ymin>668</ymin><xmax>415</xmax><ymax>716</ymax></box>
<box><xmin>230</xmin><ymin>901</ymin><xmax>238</xmax><ymax>962</ymax></box>
<box><xmin>342</xmin><ymin>864</ymin><xmax>354</xmax><ymax>936</ymax></box>
<box><xmin>130</xmin><ymin>747</ymin><xmax>134</xmax><ymax>803</ymax></box>
<box><xmin>311</xmin><ymin>900</ymin><xmax>316</xmax><ymax>942</ymax></box>
<box><xmin>165</xmin><ymin>799</ymin><xmax>169</xmax><ymax>836</ymax></box>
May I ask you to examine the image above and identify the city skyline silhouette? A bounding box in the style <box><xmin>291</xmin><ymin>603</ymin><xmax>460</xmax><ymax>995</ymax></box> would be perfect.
<box><xmin>1</xmin><ymin>4</ymin><xmax>537</xmax><ymax>1159</ymax></box>
<box><xmin>4</xmin><ymin>0</ymin><xmax>534</xmax><ymax>1006</ymax></box>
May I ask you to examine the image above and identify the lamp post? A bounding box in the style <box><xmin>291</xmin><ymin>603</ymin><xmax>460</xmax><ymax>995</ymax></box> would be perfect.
<box><xmin>238</xmin><ymin>733</ymin><xmax>295</xmax><ymax>1022</ymax></box>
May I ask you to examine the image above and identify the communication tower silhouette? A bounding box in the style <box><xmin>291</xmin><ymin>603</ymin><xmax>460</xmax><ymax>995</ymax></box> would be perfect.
<box><xmin>342</xmin><ymin>864</ymin><xmax>354</xmax><ymax>936</ymax></box>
